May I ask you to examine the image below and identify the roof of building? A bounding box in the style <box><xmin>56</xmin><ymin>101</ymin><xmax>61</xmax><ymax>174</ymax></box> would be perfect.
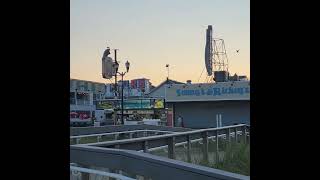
<box><xmin>131</xmin><ymin>78</ymin><xmax>150</xmax><ymax>81</ymax></box>
<box><xmin>148</xmin><ymin>78</ymin><xmax>185</xmax><ymax>95</ymax></box>
<box><xmin>70</xmin><ymin>78</ymin><xmax>105</xmax><ymax>85</ymax></box>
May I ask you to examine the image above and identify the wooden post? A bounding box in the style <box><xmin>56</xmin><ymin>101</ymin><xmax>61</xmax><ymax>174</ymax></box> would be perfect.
<box><xmin>143</xmin><ymin>141</ymin><xmax>149</xmax><ymax>153</ymax></box>
<box><xmin>187</xmin><ymin>134</ymin><xmax>191</xmax><ymax>163</ymax></box>
<box><xmin>234</xmin><ymin>127</ymin><xmax>238</xmax><ymax>143</ymax></box>
<box><xmin>168</xmin><ymin>137</ymin><xmax>176</xmax><ymax>159</ymax></box>
<box><xmin>201</xmin><ymin>131</ymin><xmax>209</xmax><ymax>163</ymax></box>
<box><xmin>215</xmin><ymin>130</ymin><xmax>219</xmax><ymax>164</ymax></box>
<box><xmin>241</xmin><ymin>126</ymin><xmax>246</xmax><ymax>144</ymax></box>
<box><xmin>247</xmin><ymin>126</ymin><xmax>250</xmax><ymax>144</ymax></box>
<box><xmin>97</xmin><ymin>135</ymin><xmax>101</xmax><ymax>142</ymax></box>
<box><xmin>226</xmin><ymin>128</ymin><xmax>231</xmax><ymax>143</ymax></box>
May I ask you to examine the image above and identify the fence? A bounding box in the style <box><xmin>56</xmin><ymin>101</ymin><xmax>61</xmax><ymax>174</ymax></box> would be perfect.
<box><xmin>70</xmin><ymin>124</ymin><xmax>250</xmax><ymax>180</ymax></box>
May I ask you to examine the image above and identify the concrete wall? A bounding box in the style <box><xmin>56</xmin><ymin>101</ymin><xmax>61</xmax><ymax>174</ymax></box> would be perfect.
<box><xmin>172</xmin><ymin>100</ymin><xmax>250</xmax><ymax>129</ymax></box>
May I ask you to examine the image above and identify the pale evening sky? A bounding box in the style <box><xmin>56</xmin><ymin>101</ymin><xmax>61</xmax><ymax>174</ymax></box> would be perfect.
<box><xmin>71</xmin><ymin>0</ymin><xmax>250</xmax><ymax>86</ymax></box>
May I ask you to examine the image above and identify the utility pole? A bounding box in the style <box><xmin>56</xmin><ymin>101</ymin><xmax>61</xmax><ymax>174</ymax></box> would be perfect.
<box><xmin>114</xmin><ymin>49</ymin><xmax>119</xmax><ymax>98</ymax></box>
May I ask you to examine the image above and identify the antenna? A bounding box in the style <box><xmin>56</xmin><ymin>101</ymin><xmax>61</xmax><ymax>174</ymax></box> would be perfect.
<box><xmin>166</xmin><ymin>64</ymin><xmax>169</xmax><ymax>80</ymax></box>
<box><xmin>203</xmin><ymin>25</ymin><xmax>230</xmax><ymax>83</ymax></box>
<box><xmin>212</xmin><ymin>38</ymin><xmax>229</xmax><ymax>72</ymax></box>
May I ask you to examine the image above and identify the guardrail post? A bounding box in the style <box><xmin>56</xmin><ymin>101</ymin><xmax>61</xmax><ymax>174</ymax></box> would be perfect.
<box><xmin>129</xmin><ymin>132</ymin><xmax>133</xmax><ymax>139</ymax></box>
<box><xmin>143</xmin><ymin>131</ymin><xmax>147</xmax><ymax>137</ymax></box>
<box><xmin>168</xmin><ymin>136</ymin><xmax>176</xmax><ymax>159</ymax></box>
<box><xmin>136</xmin><ymin>131</ymin><xmax>140</xmax><ymax>138</ymax></box>
<box><xmin>215</xmin><ymin>130</ymin><xmax>219</xmax><ymax>163</ymax></box>
<box><xmin>71</xmin><ymin>138</ymin><xmax>77</xmax><ymax>144</ymax></box>
<box><xmin>187</xmin><ymin>134</ymin><xmax>191</xmax><ymax>162</ymax></box>
<box><xmin>226</xmin><ymin>128</ymin><xmax>231</xmax><ymax>143</ymax></box>
<box><xmin>76</xmin><ymin>138</ymin><xmax>80</xmax><ymax>144</ymax></box>
<box><xmin>241</xmin><ymin>126</ymin><xmax>246</xmax><ymax>144</ymax></box>
<box><xmin>234</xmin><ymin>127</ymin><xmax>238</xmax><ymax>143</ymax></box>
<box><xmin>143</xmin><ymin>141</ymin><xmax>149</xmax><ymax>153</ymax></box>
<box><xmin>79</xmin><ymin>164</ymin><xmax>90</xmax><ymax>180</ymax></box>
<box><xmin>115</xmin><ymin>133</ymin><xmax>119</xmax><ymax>140</ymax></box>
<box><xmin>201</xmin><ymin>131</ymin><xmax>209</xmax><ymax>163</ymax></box>
<box><xmin>246</xmin><ymin>126</ymin><xmax>250</xmax><ymax>144</ymax></box>
<box><xmin>97</xmin><ymin>135</ymin><xmax>101</xmax><ymax>142</ymax></box>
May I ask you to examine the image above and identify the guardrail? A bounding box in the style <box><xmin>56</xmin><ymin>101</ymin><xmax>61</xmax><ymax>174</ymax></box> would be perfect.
<box><xmin>70</xmin><ymin>165</ymin><xmax>136</xmax><ymax>180</ymax></box>
<box><xmin>70</xmin><ymin>124</ymin><xmax>192</xmax><ymax>136</ymax></box>
<box><xmin>84</xmin><ymin>124</ymin><xmax>249</xmax><ymax>161</ymax></box>
<box><xmin>70</xmin><ymin>145</ymin><xmax>250</xmax><ymax>180</ymax></box>
<box><xmin>70</xmin><ymin>130</ymin><xmax>178</xmax><ymax>144</ymax></box>
<box><xmin>70</xmin><ymin>124</ymin><xmax>250</xmax><ymax>179</ymax></box>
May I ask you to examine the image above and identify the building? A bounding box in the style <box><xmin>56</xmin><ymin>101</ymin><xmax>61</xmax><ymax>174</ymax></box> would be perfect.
<box><xmin>148</xmin><ymin>78</ymin><xmax>250</xmax><ymax>129</ymax></box>
<box><xmin>147</xmin><ymin>78</ymin><xmax>185</xmax><ymax>126</ymax></box>
<box><xmin>131</xmin><ymin>78</ymin><xmax>150</xmax><ymax>94</ymax></box>
<box><xmin>165</xmin><ymin>81</ymin><xmax>250</xmax><ymax>129</ymax></box>
<box><xmin>70</xmin><ymin>78</ymin><xmax>106</xmax><ymax>102</ymax></box>
<box><xmin>148</xmin><ymin>78</ymin><xmax>185</xmax><ymax>98</ymax></box>
<box><xmin>104</xmin><ymin>78</ymin><xmax>153</xmax><ymax>98</ymax></box>
<box><xmin>70</xmin><ymin>79</ymin><xmax>106</xmax><ymax>118</ymax></box>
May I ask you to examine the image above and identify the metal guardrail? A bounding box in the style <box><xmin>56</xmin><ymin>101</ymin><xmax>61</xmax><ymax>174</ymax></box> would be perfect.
<box><xmin>70</xmin><ymin>165</ymin><xmax>136</xmax><ymax>180</ymax></box>
<box><xmin>142</xmin><ymin>131</ymin><xmax>246</xmax><ymax>152</ymax></box>
<box><xmin>70</xmin><ymin>125</ymin><xmax>192</xmax><ymax>136</ymax></box>
<box><xmin>71</xmin><ymin>130</ymin><xmax>176</xmax><ymax>139</ymax></box>
<box><xmin>70</xmin><ymin>124</ymin><xmax>250</xmax><ymax>179</ymax></box>
<box><xmin>70</xmin><ymin>145</ymin><xmax>250</xmax><ymax>180</ymax></box>
<box><xmin>71</xmin><ymin>130</ymin><xmax>178</xmax><ymax>145</ymax></box>
<box><xmin>82</xmin><ymin>124</ymin><xmax>249</xmax><ymax>162</ymax></box>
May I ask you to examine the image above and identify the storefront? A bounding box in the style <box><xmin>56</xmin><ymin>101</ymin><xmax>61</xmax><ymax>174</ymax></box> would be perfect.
<box><xmin>165</xmin><ymin>81</ymin><xmax>250</xmax><ymax>129</ymax></box>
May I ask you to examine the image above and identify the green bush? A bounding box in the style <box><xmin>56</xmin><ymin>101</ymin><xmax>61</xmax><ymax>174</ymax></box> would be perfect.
<box><xmin>210</xmin><ymin>142</ymin><xmax>250</xmax><ymax>176</ymax></box>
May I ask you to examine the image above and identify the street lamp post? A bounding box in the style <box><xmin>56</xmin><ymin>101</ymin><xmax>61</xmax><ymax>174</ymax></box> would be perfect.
<box><xmin>115</xmin><ymin>60</ymin><xmax>130</xmax><ymax>125</ymax></box>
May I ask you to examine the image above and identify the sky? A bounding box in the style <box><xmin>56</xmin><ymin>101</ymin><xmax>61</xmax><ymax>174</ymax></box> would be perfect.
<box><xmin>71</xmin><ymin>0</ymin><xmax>250</xmax><ymax>86</ymax></box>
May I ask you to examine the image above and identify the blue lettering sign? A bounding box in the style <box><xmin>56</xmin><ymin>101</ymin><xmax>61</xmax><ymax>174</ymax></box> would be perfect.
<box><xmin>195</xmin><ymin>90</ymin><xmax>200</xmax><ymax>96</ymax></box>
<box><xmin>213</xmin><ymin>88</ymin><xmax>221</xmax><ymax>96</ymax></box>
<box><xmin>201</xmin><ymin>89</ymin><xmax>205</xmax><ymax>95</ymax></box>
<box><xmin>175</xmin><ymin>86</ymin><xmax>250</xmax><ymax>97</ymax></box>
<box><xmin>176</xmin><ymin>89</ymin><xmax>181</xmax><ymax>96</ymax></box>
<box><xmin>222</xmin><ymin>87</ymin><xmax>228</xmax><ymax>94</ymax></box>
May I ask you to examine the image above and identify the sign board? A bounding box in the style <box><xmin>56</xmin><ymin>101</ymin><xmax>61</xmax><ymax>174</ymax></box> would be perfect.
<box><xmin>97</xmin><ymin>98</ymin><xmax>165</xmax><ymax>110</ymax></box>
<box><xmin>96</xmin><ymin>101</ymin><xmax>119</xmax><ymax>109</ymax></box>
<box><xmin>165</xmin><ymin>81</ymin><xmax>250</xmax><ymax>102</ymax></box>
<box><xmin>155</xmin><ymin>99</ymin><xmax>165</xmax><ymax>108</ymax></box>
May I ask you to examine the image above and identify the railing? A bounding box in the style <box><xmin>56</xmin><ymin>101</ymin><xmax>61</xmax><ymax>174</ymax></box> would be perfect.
<box><xmin>70</xmin><ymin>165</ymin><xmax>136</xmax><ymax>180</ymax></box>
<box><xmin>70</xmin><ymin>130</ymin><xmax>178</xmax><ymax>144</ymax></box>
<box><xmin>84</xmin><ymin>124</ymin><xmax>249</xmax><ymax>161</ymax></box>
<box><xmin>70</xmin><ymin>124</ymin><xmax>250</xmax><ymax>180</ymax></box>
<box><xmin>70</xmin><ymin>124</ymin><xmax>192</xmax><ymax>136</ymax></box>
<box><xmin>142</xmin><ymin>131</ymin><xmax>244</xmax><ymax>152</ymax></box>
<box><xmin>70</xmin><ymin>145</ymin><xmax>249</xmax><ymax>180</ymax></box>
